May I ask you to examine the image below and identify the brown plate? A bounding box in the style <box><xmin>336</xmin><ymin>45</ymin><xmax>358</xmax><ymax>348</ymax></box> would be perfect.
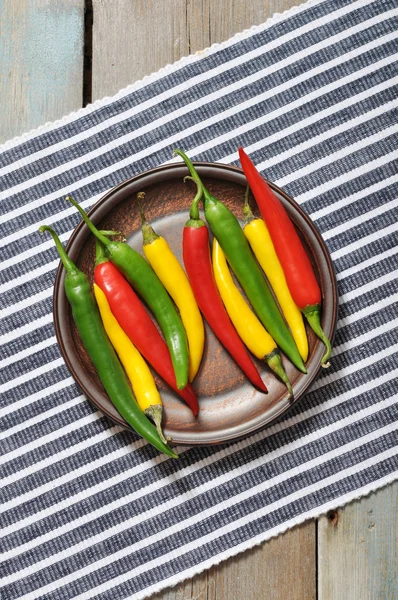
<box><xmin>54</xmin><ymin>162</ymin><xmax>338</xmax><ymax>445</ymax></box>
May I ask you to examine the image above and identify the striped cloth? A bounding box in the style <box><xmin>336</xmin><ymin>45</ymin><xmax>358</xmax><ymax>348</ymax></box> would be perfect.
<box><xmin>1</xmin><ymin>0</ymin><xmax>397</xmax><ymax>597</ymax></box>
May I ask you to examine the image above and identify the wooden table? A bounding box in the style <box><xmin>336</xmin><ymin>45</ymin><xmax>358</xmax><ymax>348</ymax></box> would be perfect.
<box><xmin>1</xmin><ymin>1</ymin><xmax>396</xmax><ymax>598</ymax></box>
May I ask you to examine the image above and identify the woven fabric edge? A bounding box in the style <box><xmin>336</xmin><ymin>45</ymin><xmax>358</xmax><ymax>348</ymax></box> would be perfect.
<box><xmin>136</xmin><ymin>473</ymin><xmax>397</xmax><ymax>600</ymax></box>
<box><xmin>0</xmin><ymin>0</ymin><xmax>326</xmax><ymax>155</ymax></box>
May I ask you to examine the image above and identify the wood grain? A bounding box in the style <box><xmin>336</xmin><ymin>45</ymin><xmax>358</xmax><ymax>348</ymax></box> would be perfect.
<box><xmin>91</xmin><ymin>0</ymin><xmax>301</xmax><ymax>100</ymax></box>
<box><xmin>92</xmin><ymin>0</ymin><xmax>188</xmax><ymax>100</ymax></box>
<box><xmin>0</xmin><ymin>0</ymin><xmax>84</xmax><ymax>144</ymax></box>
<box><xmin>318</xmin><ymin>483</ymin><xmax>398</xmax><ymax>600</ymax></box>
<box><xmin>208</xmin><ymin>0</ymin><xmax>301</xmax><ymax>44</ymax></box>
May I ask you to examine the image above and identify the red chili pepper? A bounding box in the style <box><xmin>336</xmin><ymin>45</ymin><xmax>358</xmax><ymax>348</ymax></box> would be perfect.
<box><xmin>238</xmin><ymin>147</ymin><xmax>332</xmax><ymax>367</ymax></box>
<box><xmin>94</xmin><ymin>252</ymin><xmax>199</xmax><ymax>417</ymax></box>
<box><xmin>182</xmin><ymin>176</ymin><xmax>267</xmax><ymax>393</ymax></box>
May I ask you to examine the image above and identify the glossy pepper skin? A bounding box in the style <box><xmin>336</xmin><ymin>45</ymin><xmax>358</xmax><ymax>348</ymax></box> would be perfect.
<box><xmin>93</xmin><ymin>249</ymin><xmax>199</xmax><ymax>417</ymax></box>
<box><xmin>66</xmin><ymin>195</ymin><xmax>189</xmax><ymax>390</ymax></box>
<box><xmin>39</xmin><ymin>225</ymin><xmax>177</xmax><ymax>458</ymax></box>
<box><xmin>181</xmin><ymin>175</ymin><xmax>267</xmax><ymax>393</ymax></box>
<box><xmin>136</xmin><ymin>192</ymin><xmax>205</xmax><ymax>382</ymax></box>
<box><xmin>243</xmin><ymin>188</ymin><xmax>309</xmax><ymax>363</ymax></box>
<box><xmin>212</xmin><ymin>239</ymin><xmax>293</xmax><ymax>397</ymax></box>
<box><xmin>238</xmin><ymin>147</ymin><xmax>331</xmax><ymax>367</ymax></box>
<box><xmin>174</xmin><ymin>149</ymin><xmax>307</xmax><ymax>374</ymax></box>
<box><xmin>93</xmin><ymin>268</ymin><xmax>166</xmax><ymax>443</ymax></box>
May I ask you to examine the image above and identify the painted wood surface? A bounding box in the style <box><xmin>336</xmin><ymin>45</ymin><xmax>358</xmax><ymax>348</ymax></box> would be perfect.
<box><xmin>0</xmin><ymin>0</ymin><xmax>84</xmax><ymax>144</ymax></box>
<box><xmin>318</xmin><ymin>483</ymin><xmax>398</xmax><ymax>600</ymax></box>
<box><xmin>92</xmin><ymin>0</ymin><xmax>301</xmax><ymax>99</ymax></box>
<box><xmin>1</xmin><ymin>1</ymin><xmax>397</xmax><ymax>599</ymax></box>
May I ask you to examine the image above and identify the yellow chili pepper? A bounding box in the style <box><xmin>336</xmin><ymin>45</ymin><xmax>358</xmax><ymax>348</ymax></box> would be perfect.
<box><xmin>93</xmin><ymin>283</ymin><xmax>167</xmax><ymax>443</ymax></box>
<box><xmin>243</xmin><ymin>188</ymin><xmax>309</xmax><ymax>362</ymax></box>
<box><xmin>137</xmin><ymin>193</ymin><xmax>205</xmax><ymax>382</ymax></box>
<box><xmin>212</xmin><ymin>239</ymin><xmax>293</xmax><ymax>397</ymax></box>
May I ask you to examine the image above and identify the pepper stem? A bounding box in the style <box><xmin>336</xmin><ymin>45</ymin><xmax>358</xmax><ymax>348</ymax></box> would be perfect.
<box><xmin>136</xmin><ymin>192</ymin><xmax>159</xmax><ymax>245</ymax></box>
<box><xmin>95</xmin><ymin>232</ymin><xmax>123</xmax><ymax>265</ymax></box>
<box><xmin>183</xmin><ymin>176</ymin><xmax>205</xmax><ymax>228</ymax></box>
<box><xmin>95</xmin><ymin>239</ymin><xmax>107</xmax><ymax>265</ymax></box>
<box><xmin>39</xmin><ymin>225</ymin><xmax>76</xmax><ymax>273</ymax></box>
<box><xmin>145</xmin><ymin>405</ymin><xmax>169</xmax><ymax>445</ymax></box>
<box><xmin>243</xmin><ymin>185</ymin><xmax>255</xmax><ymax>224</ymax></box>
<box><xmin>184</xmin><ymin>176</ymin><xmax>202</xmax><ymax>220</ymax></box>
<box><xmin>174</xmin><ymin>148</ymin><xmax>203</xmax><ymax>188</ymax></box>
<box><xmin>174</xmin><ymin>148</ymin><xmax>214</xmax><ymax>207</ymax></box>
<box><xmin>95</xmin><ymin>231</ymin><xmax>123</xmax><ymax>265</ymax></box>
<box><xmin>66</xmin><ymin>195</ymin><xmax>111</xmax><ymax>247</ymax></box>
<box><xmin>302</xmin><ymin>305</ymin><xmax>332</xmax><ymax>368</ymax></box>
<box><xmin>265</xmin><ymin>349</ymin><xmax>293</xmax><ymax>398</ymax></box>
<box><xmin>99</xmin><ymin>230</ymin><xmax>122</xmax><ymax>236</ymax></box>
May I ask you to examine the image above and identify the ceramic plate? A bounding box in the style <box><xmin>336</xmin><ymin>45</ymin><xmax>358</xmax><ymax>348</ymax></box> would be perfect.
<box><xmin>54</xmin><ymin>162</ymin><xmax>338</xmax><ymax>445</ymax></box>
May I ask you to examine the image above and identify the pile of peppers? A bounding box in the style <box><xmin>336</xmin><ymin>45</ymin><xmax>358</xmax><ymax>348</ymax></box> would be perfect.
<box><xmin>40</xmin><ymin>148</ymin><xmax>332</xmax><ymax>458</ymax></box>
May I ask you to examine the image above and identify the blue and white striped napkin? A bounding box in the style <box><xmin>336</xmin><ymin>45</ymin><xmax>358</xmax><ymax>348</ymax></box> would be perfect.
<box><xmin>1</xmin><ymin>0</ymin><xmax>397</xmax><ymax>598</ymax></box>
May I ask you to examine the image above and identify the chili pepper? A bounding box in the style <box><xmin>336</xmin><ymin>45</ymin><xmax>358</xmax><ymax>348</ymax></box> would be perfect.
<box><xmin>39</xmin><ymin>225</ymin><xmax>177</xmax><ymax>458</ymax></box>
<box><xmin>136</xmin><ymin>192</ymin><xmax>205</xmax><ymax>382</ymax></box>
<box><xmin>212</xmin><ymin>239</ymin><xmax>293</xmax><ymax>397</ymax></box>
<box><xmin>238</xmin><ymin>147</ymin><xmax>332</xmax><ymax>367</ymax></box>
<box><xmin>66</xmin><ymin>195</ymin><xmax>189</xmax><ymax>390</ymax></box>
<box><xmin>181</xmin><ymin>176</ymin><xmax>267</xmax><ymax>393</ymax></box>
<box><xmin>174</xmin><ymin>149</ymin><xmax>307</xmax><ymax>374</ymax></box>
<box><xmin>93</xmin><ymin>279</ymin><xmax>167</xmax><ymax>444</ymax></box>
<box><xmin>94</xmin><ymin>241</ymin><xmax>199</xmax><ymax>417</ymax></box>
<box><xmin>243</xmin><ymin>187</ymin><xmax>309</xmax><ymax>363</ymax></box>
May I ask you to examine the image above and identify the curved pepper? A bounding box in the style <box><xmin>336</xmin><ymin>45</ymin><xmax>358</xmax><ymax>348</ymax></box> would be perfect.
<box><xmin>174</xmin><ymin>149</ymin><xmax>307</xmax><ymax>374</ymax></box>
<box><xmin>66</xmin><ymin>195</ymin><xmax>189</xmax><ymax>389</ymax></box>
<box><xmin>94</xmin><ymin>281</ymin><xmax>167</xmax><ymax>443</ymax></box>
<box><xmin>181</xmin><ymin>176</ymin><xmax>267</xmax><ymax>393</ymax></box>
<box><xmin>136</xmin><ymin>193</ymin><xmax>205</xmax><ymax>381</ymax></box>
<box><xmin>94</xmin><ymin>245</ymin><xmax>199</xmax><ymax>417</ymax></box>
<box><xmin>243</xmin><ymin>188</ymin><xmax>308</xmax><ymax>363</ymax></box>
<box><xmin>239</xmin><ymin>147</ymin><xmax>331</xmax><ymax>367</ymax></box>
<box><xmin>212</xmin><ymin>239</ymin><xmax>293</xmax><ymax>397</ymax></box>
<box><xmin>39</xmin><ymin>225</ymin><xmax>177</xmax><ymax>458</ymax></box>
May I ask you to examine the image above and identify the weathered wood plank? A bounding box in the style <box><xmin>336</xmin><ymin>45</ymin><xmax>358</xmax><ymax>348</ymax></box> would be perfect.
<box><xmin>318</xmin><ymin>483</ymin><xmax>398</xmax><ymax>600</ymax></box>
<box><xmin>92</xmin><ymin>0</ymin><xmax>302</xmax><ymax>102</ymax></box>
<box><xmin>186</xmin><ymin>0</ymin><xmax>210</xmax><ymax>54</ymax></box>
<box><xmin>0</xmin><ymin>0</ymin><xmax>84</xmax><ymax>144</ymax></box>
<box><xmin>92</xmin><ymin>0</ymin><xmax>188</xmax><ymax>101</ymax></box>
<box><xmin>92</xmin><ymin>1</ymin><xmax>315</xmax><ymax>599</ymax></box>
<box><xmin>208</xmin><ymin>0</ymin><xmax>301</xmax><ymax>44</ymax></box>
<box><xmin>210</xmin><ymin>522</ymin><xmax>316</xmax><ymax>600</ymax></box>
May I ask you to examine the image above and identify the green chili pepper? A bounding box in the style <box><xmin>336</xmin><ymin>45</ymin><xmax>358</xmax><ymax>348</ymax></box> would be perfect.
<box><xmin>65</xmin><ymin>195</ymin><xmax>189</xmax><ymax>391</ymax></box>
<box><xmin>39</xmin><ymin>225</ymin><xmax>178</xmax><ymax>458</ymax></box>
<box><xmin>174</xmin><ymin>149</ymin><xmax>307</xmax><ymax>374</ymax></box>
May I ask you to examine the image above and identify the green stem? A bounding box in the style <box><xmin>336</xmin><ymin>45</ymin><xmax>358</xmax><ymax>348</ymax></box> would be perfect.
<box><xmin>95</xmin><ymin>231</ymin><xmax>122</xmax><ymax>265</ymax></box>
<box><xmin>174</xmin><ymin>148</ymin><xmax>214</xmax><ymax>205</ymax></box>
<box><xmin>95</xmin><ymin>239</ymin><xmax>108</xmax><ymax>265</ymax></box>
<box><xmin>265</xmin><ymin>349</ymin><xmax>293</xmax><ymax>398</ymax></box>
<box><xmin>145</xmin><ymin>405</ymin><xmax>168</xmax><ymax>445</ymax></box>
<box><xmin>136</xmin><ymin>192</ymin><xmax>159</xmax><ymax>245</ymax></box>
<box><xmin>174</xmin><ymin>148</ymin><xmax>204</xmax><ymax>188</ymax></box>
<box><xmin>99</xmin><ymin>230</ymin><xmax>121</xmax><ymax>236</ymax></box>
<box><xmin>39</xmin><ymin>225</ymin><xmax>76</xmax><ymax>273</ymax></box>
<box><xmin>302</xmin><ymin>304</ymin><xmax>332</xmax><ymax>368</ymax></box>
<box><xmin>184</xmin><ymin>176</ymin><xmax>203</xmax><ymax>220</ymax></box>
<box><xmin>66</xmin><ymin>195</ymin><xmax>110</xmax><ymax>246</ymax></box>
<box><xmin>243</xmin><ymin>185</ymin><xmax>255</xmax><ymax>224</ymax></box>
